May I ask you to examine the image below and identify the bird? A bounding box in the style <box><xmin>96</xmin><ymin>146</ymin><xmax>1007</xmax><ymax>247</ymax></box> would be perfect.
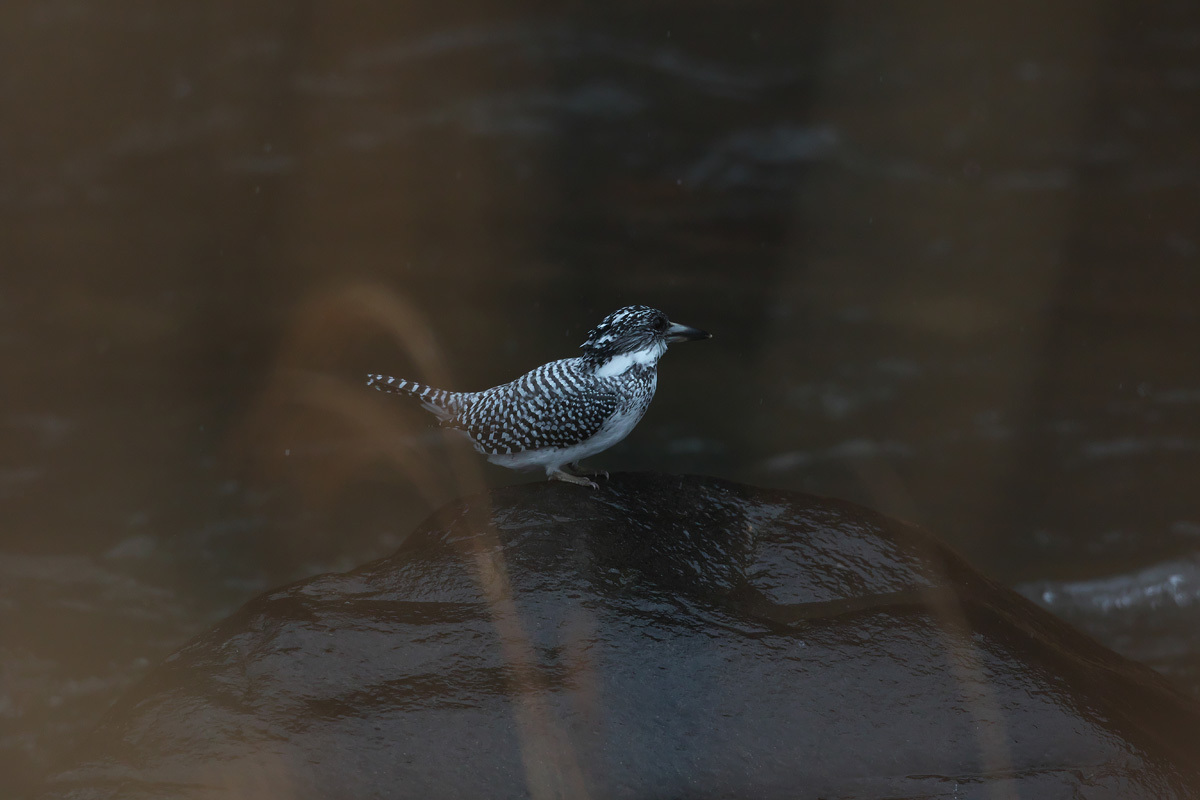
<box><xmin>367</xmin><ymin>305</ymin><xmax>711</xmax><ymax>487</ymax></box>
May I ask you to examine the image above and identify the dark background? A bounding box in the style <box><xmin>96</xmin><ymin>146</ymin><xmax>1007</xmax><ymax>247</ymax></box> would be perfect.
<box><xmin>3</xmin><ymin>1</ymin><xmax>1199</xmax><ymax>795</ymax></box>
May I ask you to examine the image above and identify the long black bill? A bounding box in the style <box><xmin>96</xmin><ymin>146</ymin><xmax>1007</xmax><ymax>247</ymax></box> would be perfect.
<box><xmin>665</xmin><ymin>321</ymin><xmax>712</xmax><ymax>343</ymax></box>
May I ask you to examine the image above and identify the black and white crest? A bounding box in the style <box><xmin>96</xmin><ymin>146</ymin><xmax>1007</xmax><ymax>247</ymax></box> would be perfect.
<box><xmin>580</xmin><ymin>305</ymin><xmax>671</xmax><ymax>362</ymax></box>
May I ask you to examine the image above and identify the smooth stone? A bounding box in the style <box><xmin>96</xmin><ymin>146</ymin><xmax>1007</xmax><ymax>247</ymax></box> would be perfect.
<box><xmin>42</xmin><ymin>474</ymin><xmax>1200</xmax><ymax>799</ymax></box>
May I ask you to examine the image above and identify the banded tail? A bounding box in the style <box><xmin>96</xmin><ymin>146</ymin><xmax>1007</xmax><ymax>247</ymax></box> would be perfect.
<box><xmin>367</xmin><ymin>374</ymin><xmax>467</xmax><ymax>421</ymax></box>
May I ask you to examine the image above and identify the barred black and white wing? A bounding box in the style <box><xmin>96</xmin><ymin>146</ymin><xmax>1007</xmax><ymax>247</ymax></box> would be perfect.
<box><xmin>450</xmin><ymin>359</ymin><xmax>621</xmax><ymax>455</ymax></box>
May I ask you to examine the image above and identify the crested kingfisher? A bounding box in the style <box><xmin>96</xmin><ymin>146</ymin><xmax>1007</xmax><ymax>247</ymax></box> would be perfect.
<box><xmin>367</xmin><ymin>305</ymin><xmax>710</xmax><ymax>487</ymax></box>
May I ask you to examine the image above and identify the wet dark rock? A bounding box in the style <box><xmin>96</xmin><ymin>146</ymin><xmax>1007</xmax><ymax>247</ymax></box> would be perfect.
<box><xmin>42</xmin><ymin>474</ymin><xmax>1200</xmax><ymax>799</ymax></box>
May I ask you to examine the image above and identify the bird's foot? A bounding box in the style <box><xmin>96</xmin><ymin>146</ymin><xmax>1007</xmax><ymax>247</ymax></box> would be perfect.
<box><xmin>550</xmin><ymin>469</ymin><xmax>599</xmax><ymax>489</ymax></box>
<box><xmin>567</xmin><ymin>462</ymin><xmax>610</xmax><ymax>480</ymax></box>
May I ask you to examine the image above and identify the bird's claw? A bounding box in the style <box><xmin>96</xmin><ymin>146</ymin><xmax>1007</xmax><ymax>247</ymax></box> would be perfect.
<box><xmin>568</xmin><ymin>463</ymin><xmax>609</xmax><ymax>481</ymax></box>
<box><xmin>551</xmin><ymin>469</ymin><xmax>599</xmax><ymax>489</ymax></box>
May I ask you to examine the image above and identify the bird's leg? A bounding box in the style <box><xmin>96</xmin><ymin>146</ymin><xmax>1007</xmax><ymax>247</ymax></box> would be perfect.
<box><xmin>567</xmin><ymin>461</ymin><xmax>610</xmax><ymax>480</ymax></box>
<box><xmin>549</xmin><ymin>469</ymin><xmax>599</xmax><ymax>489</ymax></box>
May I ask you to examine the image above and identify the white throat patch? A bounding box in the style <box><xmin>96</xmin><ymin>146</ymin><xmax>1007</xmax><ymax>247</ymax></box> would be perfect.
<box><xmin>595</xmin><ymin>342</ymin><xmax>665</xmax><ymax>379</ymax></box>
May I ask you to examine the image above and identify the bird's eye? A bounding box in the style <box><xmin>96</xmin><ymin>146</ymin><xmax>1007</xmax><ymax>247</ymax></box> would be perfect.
<box><xmin>654</xmin><ymin>317</ymin><xmax>669</xmax><ymax>331</ymax></box>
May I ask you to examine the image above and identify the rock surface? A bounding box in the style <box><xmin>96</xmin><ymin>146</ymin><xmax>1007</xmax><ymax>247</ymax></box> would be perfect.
<box><xmin>43</xmin><ymin>474</ymin><xmax>1200</xmax><ymax>799</ymax></box>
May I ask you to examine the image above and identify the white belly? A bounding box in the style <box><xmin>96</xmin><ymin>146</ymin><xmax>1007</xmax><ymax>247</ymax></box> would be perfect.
<box><xmin>487</xmin><ymin>406</ymin><xmax>647</xmax><ymax>474</ymax></box>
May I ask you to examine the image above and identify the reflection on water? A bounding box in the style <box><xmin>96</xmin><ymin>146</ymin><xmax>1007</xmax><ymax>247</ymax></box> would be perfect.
<box><xmin>3</xmin><ymin>0</ymin><xmax>1200</xmax><ymax>795</ymax></box>
<box><xmin>1019</xmin><ymin>555</ymin><xmax>1200</xmax><ymax>694</ymax></box>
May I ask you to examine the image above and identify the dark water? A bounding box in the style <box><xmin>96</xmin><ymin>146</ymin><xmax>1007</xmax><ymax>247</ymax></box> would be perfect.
<box><xmin>3</xmin><ymin>0</ymin><xmax>1200</xmax><ymax>794</ymax></box>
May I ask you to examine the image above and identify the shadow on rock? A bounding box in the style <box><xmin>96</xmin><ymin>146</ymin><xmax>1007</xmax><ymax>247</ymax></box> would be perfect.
<box><xmin>42</xmin><ymin>474</ymin><xmax>1200</xmax><ymax>799</ymax></box>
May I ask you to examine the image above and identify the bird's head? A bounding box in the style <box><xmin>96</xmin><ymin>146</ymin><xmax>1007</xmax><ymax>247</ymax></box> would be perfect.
<box><xmin>580</xmin><ymin>305</ymin><xmax>710</xmax><ymax>364</ymax></box>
